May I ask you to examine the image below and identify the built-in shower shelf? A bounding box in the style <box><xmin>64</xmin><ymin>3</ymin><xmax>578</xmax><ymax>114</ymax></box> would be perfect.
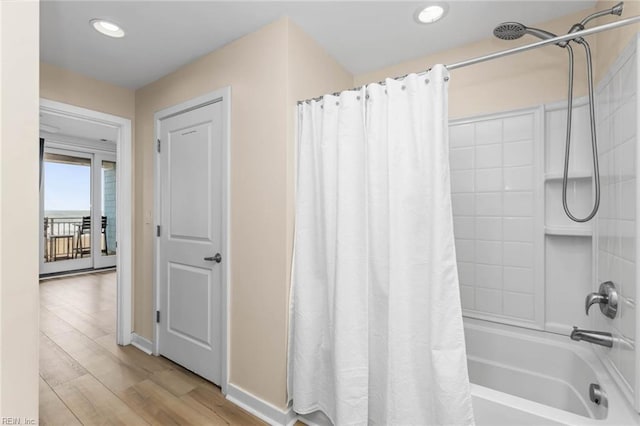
<box><xmin>544</xmin><ymin>226</ymin><xmax>592</xmax><ymax>237</ymax></box>
<box><xmin>544</xmin><ymin>172</ymin><xmax>592</xmax><ymax>181</ymax></box>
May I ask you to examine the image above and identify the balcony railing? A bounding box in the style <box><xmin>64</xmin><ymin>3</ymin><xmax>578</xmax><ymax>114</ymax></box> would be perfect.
<box><xmin>43</xmin><ymin>216</ymin><xmax>111</xmax><ymax>262</ymax></box>
<box><xmin>44</xmin><ymin>217</ymin><xmax>81</xmax><ymax>262</ymax></box>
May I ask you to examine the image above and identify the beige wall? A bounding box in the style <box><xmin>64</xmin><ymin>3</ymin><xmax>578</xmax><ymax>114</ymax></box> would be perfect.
<box><xmin>0</xmin><ymin>0</ymin><xmax>40</xmax><ymax>419</ymax></box>
<box><xmin>37</xmin><ymin>16</ymin><xmax>351</xmax><ymax>409</ymax></box>
<box><xmin>40</xmin><ymin>62</ymin><xmax>135</xmax><ymax>120</ymax></box>
<box><xmin>136</xmin><ymin>18</ymin><xmax>290</xmax><ymax>407</ymax></box>
<box><xmin>135</xmin><ymin>17</ymin><xmax>351</xmax><ymax>408</ymax></box>
<box><xmin>355</xmin><ymin>7</ymin><xmax>601</xmax><ymax>119</ymax></box>
<box><xmin>594</xmin><ymin>1</ymin><xmax>640</xmax><ymax>82</ymax></box>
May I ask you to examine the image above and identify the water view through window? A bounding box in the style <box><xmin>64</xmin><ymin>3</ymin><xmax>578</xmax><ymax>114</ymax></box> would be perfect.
<box><xmin>43</xmin><ymin>153</ymin><xmax>91</xmax><ymax>262</ymax></box>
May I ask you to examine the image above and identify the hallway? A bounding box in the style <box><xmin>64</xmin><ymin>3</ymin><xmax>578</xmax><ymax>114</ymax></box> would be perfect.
<box><xmin>39</xmin><ymin>271</ymin><xmax>265</xmax><ymax>425</ymax></box>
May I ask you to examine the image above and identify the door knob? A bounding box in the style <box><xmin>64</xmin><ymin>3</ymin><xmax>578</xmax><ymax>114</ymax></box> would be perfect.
<box><xmin>204</xmin><ymin>253</ymin><xmax>222</xmax><ymax>263</ymax></box>
<box><xmin>585</xmin><ymin>281</ymin><xmax>617</xmax><ymax>318</ymax></box>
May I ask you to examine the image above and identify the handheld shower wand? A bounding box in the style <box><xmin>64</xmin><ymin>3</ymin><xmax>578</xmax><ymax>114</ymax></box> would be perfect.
<box><xmin>493</xmin><ymin>2</ymin><xmax>624</xmax><ymax>223</ymax></box>
<box><xmin>493</xmin><ymin>22</ymin><xmax>566</xmax><ymax>46</ymax></box>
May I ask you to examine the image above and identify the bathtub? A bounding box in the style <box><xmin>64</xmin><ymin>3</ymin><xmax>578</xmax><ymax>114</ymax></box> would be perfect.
<box><xmin>465</xmin><ymin>318</ymin><xmax>640</xmax><ymax>425</ymax></box>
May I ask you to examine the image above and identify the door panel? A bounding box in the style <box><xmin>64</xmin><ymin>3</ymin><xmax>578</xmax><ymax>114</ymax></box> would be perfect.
<box><xmin>168</xmin><ymin>263</ymin><xmax>212</xmax><ymax>347</ymax></box>
<box><xmin>169</xmin><ymin>122</ymin><xmax>212</xmax><ymax>240</ymax></box>
<box><xmin>159</xmin><ymin>101</ymin><xmax>222</xmax><ymax>384</ymax></box>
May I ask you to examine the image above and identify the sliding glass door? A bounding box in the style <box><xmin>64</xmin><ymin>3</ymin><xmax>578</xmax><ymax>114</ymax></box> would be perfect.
<box><xmin>40</xmin><ymin>147</ymin><xmax>117</xmax><ymax>275</ymax></box>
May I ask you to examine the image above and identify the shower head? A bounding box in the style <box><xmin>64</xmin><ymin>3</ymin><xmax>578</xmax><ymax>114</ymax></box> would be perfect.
<box><xmin>493</xmin><ymin>22</ymin><xmax>560</xmax><ymax>43</ymax></box>
<box><xmin>493</xmin><ymin>22</ymin><xmax>526</xmax><ymax>40</ymax></box>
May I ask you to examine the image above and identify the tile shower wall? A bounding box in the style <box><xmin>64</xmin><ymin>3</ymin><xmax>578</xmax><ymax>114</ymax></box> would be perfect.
<box><xmin>450</xmin><ymin>103</ymin><xmax>594</xmax><ymax>334</ymax></box>
<box><xmin>450</xmin><ymin>110</ymin><xmax>544</xmax><ymax>328</ymax></box>
<box><xmin>449</xmin><ymin>33</ymin><xmax>640</xmax><ymax>415</ymax></box>
<box><xmin>594</xmin><ymin>37</ymin><xmax>638</xmax><ymax>407</ymax></box>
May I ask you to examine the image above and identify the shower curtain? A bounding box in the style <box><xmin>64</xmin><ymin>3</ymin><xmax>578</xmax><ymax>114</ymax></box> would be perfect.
<box><xmin>288</xmin><ymin>65</ymin><xmax>474</xmax><ymax>425</ymax></box>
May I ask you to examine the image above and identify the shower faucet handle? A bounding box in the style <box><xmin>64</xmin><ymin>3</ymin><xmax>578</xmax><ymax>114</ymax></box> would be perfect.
<box><xmin>585</xmin><ymin>281</ymin><xmax>618</xmax><ymax>319</ymax></box>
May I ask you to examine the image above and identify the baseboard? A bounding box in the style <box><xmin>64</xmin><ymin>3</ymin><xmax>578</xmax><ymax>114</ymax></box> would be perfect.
<box><xmin>226</xmin><ymin>383</ymin><xmax>297</xmax><ymax>426</ymax></box>
<box><xmin>129</xmin><ymin>332</ymin><xmax>153</xmax><ymax>355</ymax></box>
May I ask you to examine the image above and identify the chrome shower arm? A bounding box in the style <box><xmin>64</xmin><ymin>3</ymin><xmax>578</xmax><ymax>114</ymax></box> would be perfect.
<box><xmin>580</xmin><ymin>2</ymin><xmax>623</xmax><ymax>27</ymax></box>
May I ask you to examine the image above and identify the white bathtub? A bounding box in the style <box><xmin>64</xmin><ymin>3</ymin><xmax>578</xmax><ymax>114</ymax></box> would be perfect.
<box><xmin>465</xmin><ymin>318</ymin><xmax>639</xmax><ymax>426</ymax></box>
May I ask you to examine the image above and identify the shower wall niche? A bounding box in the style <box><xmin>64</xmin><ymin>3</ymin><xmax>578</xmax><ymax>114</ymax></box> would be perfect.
<box><xmin>544</xmin><ymin>97</ymin><xmax>595</xmax><ymax>335</ymax></box>
<box><xmin>450</xmin><ymin>35</ymin><xmax>640</xmax><ymax>411</ymax></box>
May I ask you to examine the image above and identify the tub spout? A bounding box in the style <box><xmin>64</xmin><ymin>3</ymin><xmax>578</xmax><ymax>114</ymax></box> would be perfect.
<box><xmin>570</xmin><ymin>326</ymin><xmax>613</xmax><ymax>348</ymax></box>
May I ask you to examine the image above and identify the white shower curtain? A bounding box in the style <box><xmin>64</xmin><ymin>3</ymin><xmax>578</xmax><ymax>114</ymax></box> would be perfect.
<box><xmin>288</xmin><ymin>65</ymin><xmax>474</xmax><ymax>426</ymax></box>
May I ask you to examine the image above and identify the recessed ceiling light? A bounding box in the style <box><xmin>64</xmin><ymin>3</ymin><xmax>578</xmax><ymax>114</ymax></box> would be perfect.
<box><xmin>416</xmin><ymin>4</ymin><xmax>448</xmax><ymax>24</ymax></box>
<box><xmin>90</xmin><ymin>19</ymin><xmax>125</xmax><ymax>38</ymax></box>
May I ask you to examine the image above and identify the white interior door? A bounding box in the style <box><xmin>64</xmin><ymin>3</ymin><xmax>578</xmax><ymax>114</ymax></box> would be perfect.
<box><xmin>158</xmin><ymin>101</ymin><xmax>223</xmax><ymax>384</ymax></box>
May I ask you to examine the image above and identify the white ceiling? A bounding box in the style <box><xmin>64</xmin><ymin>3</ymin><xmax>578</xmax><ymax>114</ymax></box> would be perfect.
<box><xmin>40</xmin><ymin>112</ymin><xmax>119</xmax><ymax>142</ymax></box>
<box><xmin>40</xmin><ymin>1</ymin><xmax>597</xmax><ymax>90</ymax></box>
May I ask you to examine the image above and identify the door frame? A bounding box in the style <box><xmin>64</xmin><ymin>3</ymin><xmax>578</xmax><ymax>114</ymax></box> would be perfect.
<box><xmin>153</xmin><ymin>87</ymin><xmax>231</xmax><ymax>394</ymax></box>
<box><xmin>40</xmin><ymin>98</ymin><xmax>134</xmax><ymax>345</ymax></box>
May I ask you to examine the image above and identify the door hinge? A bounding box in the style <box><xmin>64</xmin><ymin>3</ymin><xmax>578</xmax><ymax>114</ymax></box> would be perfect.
<box><xmin>157</xmin><ymin>139</ymin><xmax>161</xmax><ymax>153</ymax></box>
<box><xmin>156</xmin><ymin>225</ymin><xmax>161</xmax><ymax>237</ymax></box>
<box><xmin>156</xmin><ymin>310</ymin><xmax>160</xmax><ymax>323</ymax></box>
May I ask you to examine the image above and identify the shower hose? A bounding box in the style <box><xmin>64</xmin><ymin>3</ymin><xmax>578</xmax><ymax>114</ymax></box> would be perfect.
<box><xmin>562</xmin><ymin>40</ymin><xmax>601</xmax><ymax>222</ymax></box>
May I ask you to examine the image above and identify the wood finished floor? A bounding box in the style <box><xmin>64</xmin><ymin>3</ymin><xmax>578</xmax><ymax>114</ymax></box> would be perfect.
<box><xmin>39</xmin><ymin>271</ymin><xmax>267</xmax><ymax>426</ymax></box>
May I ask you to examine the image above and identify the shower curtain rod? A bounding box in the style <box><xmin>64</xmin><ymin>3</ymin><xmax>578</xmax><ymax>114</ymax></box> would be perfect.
<box><xmin>297</xmin><ymin>14</ymin><xmax>640</xmax><ymax>104</ymax></box>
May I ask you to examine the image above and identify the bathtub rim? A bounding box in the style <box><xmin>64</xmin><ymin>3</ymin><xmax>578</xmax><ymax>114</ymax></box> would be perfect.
<box><xmin>464</xmin><ymin>317</ymin><xmax>640</xmax><ymax>425</ymax></box>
